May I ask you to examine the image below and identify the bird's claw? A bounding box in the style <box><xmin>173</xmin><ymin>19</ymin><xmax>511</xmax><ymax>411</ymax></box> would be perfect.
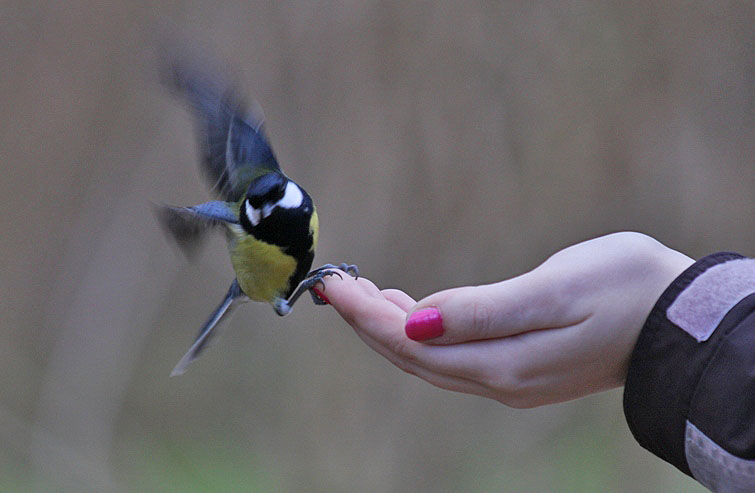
<box><xmin>307</xmin><ymin>263</ymin><xmax>359</xmax><ymax>280</ymax></box>
<box><xmin>278</xmin><ymin>264</ymin><xmax>358</xmax><ymax>314</ymax></box>
<box><xmin>305</xmin><ymin>262</ymin><xmax>359</xmax><ymax>304</ymax></box>
<box><xmin>304</xmin><ymin>269</ymin><xmax>340</xmax><ymax>291</ymax></box>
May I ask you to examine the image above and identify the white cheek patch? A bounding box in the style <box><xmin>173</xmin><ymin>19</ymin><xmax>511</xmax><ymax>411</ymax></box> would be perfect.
<box><xmin>261</xmin><ymin>181</ymin><xmax>304</xmax><ymax>218</ymax></box>
<box><xmin>246</xmin><ymin>181</ymin><xmax>305</xmax><ymax>226</ymax></box>
<box><xmin>244</xmin><ymin>201</ymin><xmax>261</xmax><ymax>226</ymax></box>
<box><xmin>277</xmin><ymin>181</ymin><xmax>304</xmax><ymax>209</ymax></box>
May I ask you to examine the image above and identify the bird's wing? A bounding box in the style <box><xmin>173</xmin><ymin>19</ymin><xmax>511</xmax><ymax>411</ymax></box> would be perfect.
<box><xmin>154</xmin><ymin>201</ymin><xmax>238</xmax><ymax>258</ymax></box>
<box><xmin>162</xmin><ymin>56</ymin><xmax>281</xmax><ymax>202</ymax></box>
<box><xmin>171</xmin><ymin>279</ymin><xmax>247</xmax><ymax>376</ymax></box>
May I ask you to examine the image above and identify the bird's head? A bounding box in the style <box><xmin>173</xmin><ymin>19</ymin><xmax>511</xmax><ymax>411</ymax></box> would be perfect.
<box><xmin>241</xmin><ymin>172</ymin><xmax>308</xmax><ymax>231</ymax></box>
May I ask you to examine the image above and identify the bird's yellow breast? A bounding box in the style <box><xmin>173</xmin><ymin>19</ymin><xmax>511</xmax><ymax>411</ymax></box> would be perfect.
<box><xmin>230</xmin><ymin>235</ymin><xmax>298</xmax><ymax>303</ymax></box>
<box><xmin>310</xmin><ymin>210</ymin><xmax>319</xmax><ymax>250</ymax></box>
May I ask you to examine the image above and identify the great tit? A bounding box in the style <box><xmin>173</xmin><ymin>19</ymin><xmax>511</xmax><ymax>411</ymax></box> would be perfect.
<box><xmin>156</xmin><ymin>57</ymin><xmax>357</xmax><ymax>376</ymax></box>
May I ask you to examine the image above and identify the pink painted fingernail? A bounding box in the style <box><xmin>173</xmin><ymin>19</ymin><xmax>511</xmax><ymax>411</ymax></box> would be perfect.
<box><xmin>312</xmin><ymin>287</ymin><xmax>330</xmax><ymax>305</ymax></box>
<box><xmin>405</xmin><ymin>308</ymin><xmax>443</xmax><ymax>341</ymax></box>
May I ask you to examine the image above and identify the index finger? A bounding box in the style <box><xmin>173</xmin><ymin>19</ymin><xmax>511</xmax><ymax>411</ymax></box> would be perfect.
<box><xmin>317</xmin><ymin>272</ymin><xmax>406</xmax><ymax>330</ymax></box>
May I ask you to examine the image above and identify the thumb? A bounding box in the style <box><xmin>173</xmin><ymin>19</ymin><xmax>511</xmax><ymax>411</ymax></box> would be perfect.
<box><xmin>405</xmin><ymin>274</ymin><xmax>567</xmax><ymax>344</ymax></box>
<box><xmin>404</xmin><ymin>285</ymin><xmax>497</xmax><ymax>344</ymax></box>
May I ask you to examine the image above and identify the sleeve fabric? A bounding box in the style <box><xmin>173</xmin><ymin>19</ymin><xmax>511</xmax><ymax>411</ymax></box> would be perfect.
<box><xmin>623</xmin><ymin>252</ymin><xmax>755</xmax><ymax>492</ymax></box>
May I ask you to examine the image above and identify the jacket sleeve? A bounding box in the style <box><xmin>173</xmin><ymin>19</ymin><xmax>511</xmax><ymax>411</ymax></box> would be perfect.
<box><xmin>623</xmin><ymin>252</ymin><xmax>755</xmax><ymax>492</ymax></box>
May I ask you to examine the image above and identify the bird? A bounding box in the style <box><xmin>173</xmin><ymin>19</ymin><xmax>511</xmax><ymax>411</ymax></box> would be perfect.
<box><xmin>155</xmin><ymin>55</ymin><xmax>357</xmax><ymax>376</ymax></box>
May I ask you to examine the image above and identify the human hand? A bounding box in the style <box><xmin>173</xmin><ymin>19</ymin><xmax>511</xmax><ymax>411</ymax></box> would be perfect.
<box><xmin>318</xmin><ymin>232</ymin><xmax>693</xmax><ymax>407</ymax></box>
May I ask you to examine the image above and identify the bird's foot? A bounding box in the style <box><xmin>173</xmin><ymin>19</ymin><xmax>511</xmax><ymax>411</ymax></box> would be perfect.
<box><xmin>275</xmin><ymin>263</ymin><xmax>359</xmax><ymax>314</ymax></box>
<box><xmin>273</xmin><ymin>297</ymin><xmax>293</xmax><ymax>316</ymax></box>
<box><xmin>306</xmin><ymin>263</ymin><xmax>358</xmax><ymax>304</ymax></box>
<box><xmin>307</xmin><ymin>263</ymin><xmax>359</xmax><ymax>279</ymax></box>
<box><xmin>275</xmin><ymin>272</ymin><xmax>337</xmax><ymax>315</ymax></box>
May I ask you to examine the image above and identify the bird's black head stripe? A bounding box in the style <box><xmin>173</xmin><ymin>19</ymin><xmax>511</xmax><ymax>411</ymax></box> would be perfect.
<box><xmin>247</xmin><ymin>172</ymin><xmax>287</xmax><ymax>208</ymax></box>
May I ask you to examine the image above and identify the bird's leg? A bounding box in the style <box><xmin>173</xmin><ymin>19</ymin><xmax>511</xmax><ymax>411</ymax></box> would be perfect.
<box><xmin>272</xmin><ymin>264</ymin><xmax>358</xmax><ymax>316</ymax></box>
<box><xmin>273</xmin><ymin>270</ymin><xmax>341</xmax><ymax>316</ymax></box>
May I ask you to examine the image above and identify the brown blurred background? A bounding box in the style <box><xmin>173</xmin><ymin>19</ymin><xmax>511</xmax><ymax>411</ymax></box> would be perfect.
<box><xmin>1</xmin><ymin>1</ymin><xmax>752</xmax><ymax>491</ymax></box>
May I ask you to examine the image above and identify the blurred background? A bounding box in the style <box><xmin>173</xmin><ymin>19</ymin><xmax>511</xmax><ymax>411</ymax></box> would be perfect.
<box><xmin>1</xmin><ymin>1</ymin><xmax>752</xmax><ymax>491</ymax></box>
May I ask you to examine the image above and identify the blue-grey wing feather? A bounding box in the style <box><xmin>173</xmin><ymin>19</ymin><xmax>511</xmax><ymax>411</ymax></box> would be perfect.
<box><xmin>185</xmin><ymin>201</ymin><xmax>239</xmax><ymax>223</ymax></box>
<box><xmin>155</xmin><ymin>201</ymin><xmax>237</xmax><ymax>258</ymax></box>
<box><xmin>163</xmin><ymin>57</ymin><xmax>280</xmax><ymax>201</ymax></box>
<box><xmin>171</xmin><ymin>279</ymin><xmax>247</xmax><ymax>376</ymax></box>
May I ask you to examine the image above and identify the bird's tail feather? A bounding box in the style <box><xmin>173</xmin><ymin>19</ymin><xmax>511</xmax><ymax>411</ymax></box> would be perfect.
<box><xmin>170</xmin><ymin>279</ymin><xmax>247</xmax><ymax>376</ymax></box>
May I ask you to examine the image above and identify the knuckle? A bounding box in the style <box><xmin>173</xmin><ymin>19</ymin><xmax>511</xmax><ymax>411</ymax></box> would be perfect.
<box><xmin>483</xmin><ymin>363</ymin><xmax>533</xmax><ymax>406</ymax></box>
<box><xmin>470</xmin><ymin>292</ymin><xmax>493</xmax><ymax>336</ymax></box>
<box><xmin>389</xmin><ymin>354</ymin><xmax>418</xmax><ymax>376</ymax></box>
<box><xmin>341</xmin><ymin>308</ymin><xmax>363</xmax><ymax>330</ymax></box>
<box><xmin>610</xmin><ymin>231</ymin><xmax>658</xmax><ymax>259</ymax></box>
<box><xmin>386</xmin><ymin>336</ymin><xmax>417</xmax><ymax>363</ymax></box>
<box><xmin>345</xmin><ymin>296</ymin><xmax>380</xmax><ymax>327</ymax></box>
<box><xmin>475</xmin><ymin>369</ymin><xmax>502</xmax><ymax>392</ymax></box>
<box><xmin>489</xmin><ymin>373</ymin><xmax>521</xmax><ymax>395</ymax></box>
<box><xmin>496</xmin><ymin>394</ymin><xmax>537</xmax><ymax>409</ymax></box>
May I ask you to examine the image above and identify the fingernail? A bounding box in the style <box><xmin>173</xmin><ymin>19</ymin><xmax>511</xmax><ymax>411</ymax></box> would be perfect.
<box><xmin>405</xmin><ymin>308</ymin><xmax>443</xmax><ymax>341</ymax></box>
<box><xmin>312</xmin><ymin>287</ymin><xmax>330</xmax><ymax>305</ymax></box>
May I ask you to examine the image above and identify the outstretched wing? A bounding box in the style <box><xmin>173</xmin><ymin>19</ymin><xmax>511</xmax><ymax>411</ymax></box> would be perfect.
<box><xmin>162</xmin><ymin>56</ymin><xmax>281</xmax><ymax>202</ymax></box>
<box><xmin>154</xmin><ymin>201</ymin><xmax>238</xmax><ymax>258</ymax></box>
<box><xmin>171</xmin><ymin>279</ymin><xmax>248</xmax><ymax>376</ymax></box>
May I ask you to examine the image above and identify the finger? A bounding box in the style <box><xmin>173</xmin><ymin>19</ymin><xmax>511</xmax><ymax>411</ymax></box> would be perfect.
<box><xmin>318</xmin><ymin>275</ymin><xmax>507</xmax><ymax>399</ymax></box>
<box><xmin>381</xmin><ymin>289</ymin><xmax>416</xmax><ymax>312</ymax></box>
<box><xmin>320</xmin><ymin>274</ymin><xmax>614</xmax><ymax>407</ymax></box>
<box><xmin>319</xmin><ymin>275</ymin><xmax>495</xmax><ymax>393</ymax></box>
<box><xmin>414</xmin><ymin>319</ymin><xmax>627</xmax><ymax>407</ymax></box>
<box><xmin>318</xmin><ymin>274</ymin><xmax>395</xmax><ymax>326</ymax></box>
<box><xmin>406</xmin><ymin>270</ymin><xmax>584</xmax><ymax>345</ymax></box>
<box><xmin>350</xmin><ymin>327</ymin><xmax>496</xmax><ymax>399</ymax></box>
<box><xmin>319</xmin><ymin>270</ymin><xmax>381</xmax><ymax>297</ymax></box>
